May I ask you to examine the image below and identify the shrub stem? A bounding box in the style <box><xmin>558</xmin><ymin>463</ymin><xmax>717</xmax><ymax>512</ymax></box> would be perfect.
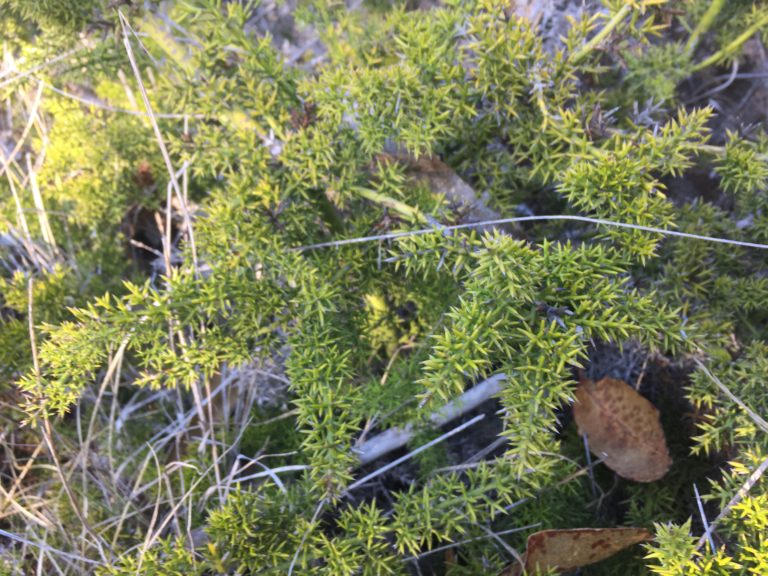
<box><xmin>692</xmin><ymin>13</ymin><xmax>768</xmax><ymax>72</ymax></box>
<box><xmin>570</xmin><ymin>4</ymin><xmax>633</xmax><ymax>65</ymax></box>
<box><xmin>685</xmin><ymin>0</ymin><xmax>725</xmax><ymax>55</ymax></box>
<box><xmin>356</xmin><ymin>187</ymin><xmax>427</xmax><ymax>223</ymax></box>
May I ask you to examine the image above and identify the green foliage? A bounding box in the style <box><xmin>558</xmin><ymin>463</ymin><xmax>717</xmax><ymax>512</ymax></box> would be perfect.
<box><xmin>0</xmin><ymin>267</ymin><xmax>75</xmax><ymax>381</ymax></box>
<box><xmin>717</xmin><ymin>131</ymin><xmax>768</xmax><ymax>229</ymax></box>
<box><xmin>37</xmin><ymin>99</ymin><xmax>159</xmax><ymax>227</ymax></box>
<box><xmin>644</xmin><ymin>518</ymin><xmax>762</xmax><ymax>575</ymax></box>
<box><xmin>623</xmin><ymin>43</ymin><xmax>692</xmax><ymax>104</ymax></box>
<box><xmin>206</xmin><ymin>457</ymin><xmax>548</xmax><ymax>575</ymax></box>
<box><xmin>2</xmin><ymin>0</ymin><xmax>768</xmax><ymax>574</ymax></box>
<box><xmin>0</xmin><ymin>0</ymin><xmax>100</xmax><ymax>32</ymax></box>
<box><xmin>97</xmin><ymin>538</ymin><xmax>204</xmax><ymax>576</ymax></box>
<box><xmin>647</xmin><ymin>342</ymin><xmax>768</xmax><ymax>575</ymax></box>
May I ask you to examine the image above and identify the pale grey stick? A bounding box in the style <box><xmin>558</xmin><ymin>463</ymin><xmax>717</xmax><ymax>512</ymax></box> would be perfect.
<box><xmin>354</xmin><ymin>373</ymin><xmax>507</xmax><ymax>466</ymax></box>
<box><xmin>347</xmin><ymin>414</ymin><xmax>486</xmax><ymax>493</ymax></box>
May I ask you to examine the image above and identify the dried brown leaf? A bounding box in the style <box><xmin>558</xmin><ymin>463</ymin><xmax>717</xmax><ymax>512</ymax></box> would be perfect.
<box><xmin>500</xmin><ymin>527</ymin><xmax>652</xmax><ymax>575</ymax></box>
<box><xmin>374</xmin><ymin>151</ymin><xmax>502</xmax><ymax>232</ymax></box>
<box><xmin>573</xmin><ymin>377</ymin><xmax>671</xmax><ymax>482</ymax></box>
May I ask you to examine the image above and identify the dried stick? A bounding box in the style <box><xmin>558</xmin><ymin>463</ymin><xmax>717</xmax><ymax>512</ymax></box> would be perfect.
<box><xmin>355</xmin><ymin>373</ymin><xmax>506</xmax><ymax>466</ymax></box>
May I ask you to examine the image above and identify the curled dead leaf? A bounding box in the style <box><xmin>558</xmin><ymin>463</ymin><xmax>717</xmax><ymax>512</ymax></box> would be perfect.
<box><xmin>573</xmin><ymin>377</ymin><xmax>671</xmax><ymax>483</ymax></box>
<box><xmin>374</xmin><ymin>150</ymin><xmax>504</xmax><ymax>233</ymax></box>
<box><xmin>500</xmin><ymin>527</ymin><xmax>652</xmax><ymax>575</ymax></box>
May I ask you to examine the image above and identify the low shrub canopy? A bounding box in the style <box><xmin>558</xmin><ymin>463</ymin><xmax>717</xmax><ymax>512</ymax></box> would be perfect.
<box><xmin>1</xmin><ymin>1</ymin><xmax>768</xmax><ymax>574</ymax></box>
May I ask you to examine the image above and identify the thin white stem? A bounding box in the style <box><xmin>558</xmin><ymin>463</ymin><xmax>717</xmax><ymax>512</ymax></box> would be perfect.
<box><xmin>287</xmin><ymin>499</ymin><xmax>327</xmax><ymax>576</ymax></box>
<box><xmin>118</xmin><ymin>11</ymin><xmax>200</xmax><ymax>274</ymax></box>
<box><xmin>0</xmin><ymin>47</ymin><xmax>85</xmax><ymax>90</ymax></box>
<box><xmin>295</xmin><ymin>215</ymin><xmax>768</xmax><ymax>253</ymax></box>
<box><xmin>0</xmin><ymin>528</ymin><xmax>100</xmax><ymax>566</ymax></box>
<box><xmin>693</xmin><ymin>483</ymin><xmax>715</xmax><ymax>554</ymax></box>
<box><xmin>39</xmin><ymin>79</ymin><xmax>201</xmax><ymax>119</ymax></box>
<box><xmin>696</xmin><ymin>455</ymin><xmax>768</xmax><ymax>551</ymax></box>
<box><xmin>694</xmin><ymin>358</ymin><xmax>768</xmax><ymax>434</ymax></box>
<box><xmin>28</xmin><ymin>278</ymin><xmax>110</xmax><ymax>564</ymax></box>
<box><xmin>403</xmin><ymin>523</ymin><xmax>540</xmax><ymax>562</ymax></box>
<box><xmin>25</xmin><ymin>153</ymin><xmax>57</xmax><ymax>251</ymax></box>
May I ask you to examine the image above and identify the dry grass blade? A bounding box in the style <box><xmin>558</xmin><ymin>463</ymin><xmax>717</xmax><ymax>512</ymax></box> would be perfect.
<box><xmin>693</xmin><ymin>358</ymin><xmax>768</xmax><ymax>434</ymax></box>
<box><xmin>0</xmin><ymin>47</ymin><xmax>85</xmax><ymax>90</ymax></box>
<box><xmin>696</xmin><ymin>455</ymin><xmax>768</xmax><ymax>551</ymax></box>
<box><xmin>0</xmin><ymin>442</ymin><xmax>50</xmax><ymax>528</ymax></box>
<box><xmin>117</xmin><ymin>10</ymin><xmax>199</xmax><ymax>274</ymax></box>
<box><xmin>25</xmin><ymin>153</ymin><xmax>56</xmax><ymax>251</ymax></box>
<box><xmin>117</xmin><ymin>10</ymin><xmax>226</xmax><ymax>511</ymax></box>
<box><xmin>0</xmin><ymin>82</ymin><xmax>43</xmax><ymax>182</ymax></box>
<box><xmin>27</xmin><ymin>278</ymin><xmax>111</xmax><ymax>565</ymax></box>
<box><xmin>0</xmin><ymin>527</ymin><xmax>101</xmax><ymax>566</ymax></box>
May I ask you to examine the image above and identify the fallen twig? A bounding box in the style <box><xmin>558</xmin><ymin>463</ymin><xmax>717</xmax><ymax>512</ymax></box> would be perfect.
<box><xmin>354</xmin><ymin>373</ymin><xmax>506</xmax><ymax>466</ymax></box>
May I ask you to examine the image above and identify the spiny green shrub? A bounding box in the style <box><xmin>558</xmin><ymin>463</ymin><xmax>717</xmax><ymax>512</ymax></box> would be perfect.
<box><xmin>2</xmin><ymin>0</ymin><xmax>768</xmax><ymax>575</ymax></box>
<box><xmin>0</xmin><ymin>0</ymin><xmax>101</xmax><ymax>32</ymax></box>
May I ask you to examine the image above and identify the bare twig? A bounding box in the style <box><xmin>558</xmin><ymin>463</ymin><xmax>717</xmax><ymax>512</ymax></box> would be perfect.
<box><xmin>347</xmin><ymin>413</ymin><xmax>486</xmax><ymax>493</ymax></box>
<box><xmin>355</xmin><ymin>373</ymin><xmax>505</xmax><ymax>465</ymax></box>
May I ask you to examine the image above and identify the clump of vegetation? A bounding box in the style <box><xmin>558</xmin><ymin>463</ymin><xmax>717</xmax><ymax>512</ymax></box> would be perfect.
<box><xmin>2</xmin><ymin>1</ymin><xmax>768</xmax><ymax>574</ymax></box>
